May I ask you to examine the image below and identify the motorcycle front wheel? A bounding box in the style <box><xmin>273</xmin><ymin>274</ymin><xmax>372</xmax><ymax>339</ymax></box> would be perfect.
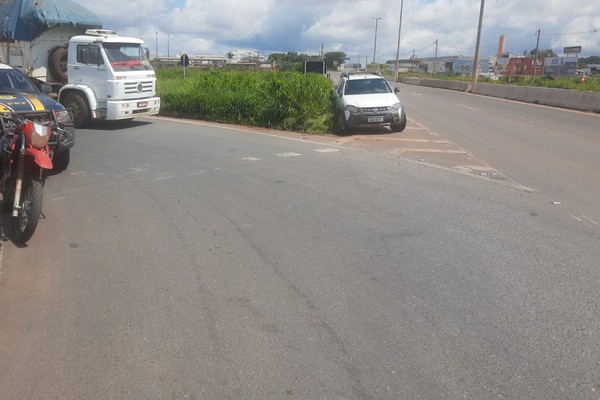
<box><xmin>12</xmin><ymin>176</ymin><xmax>43</xmax><ymax>244</ymax></box>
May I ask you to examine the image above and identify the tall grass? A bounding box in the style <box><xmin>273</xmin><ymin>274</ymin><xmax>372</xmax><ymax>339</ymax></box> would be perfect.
<box><xmin>397</xmin><ymin>72</ymin><xmax>600</xmax><ymax>91</ymax></box>
<box><xmin>157</xmin><ymin>69</ymin><xmax>335</xmax><ymax>133</ymax></box>
<box><xmin>495</xmin><ymin>74</ymin><xmax>600</xmax><ymax>90</ymax></box>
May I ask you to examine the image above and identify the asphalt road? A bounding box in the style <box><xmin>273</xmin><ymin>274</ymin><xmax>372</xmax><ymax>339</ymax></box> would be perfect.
<box><xmin>395</xmin><ymin>82</ymin><xmax>600</xmax><ymax>222</ymax></box>
<box><xmin>0</xmin><ymin>93</ymin><xmax>599</xmax><ymax>399</ymax></box>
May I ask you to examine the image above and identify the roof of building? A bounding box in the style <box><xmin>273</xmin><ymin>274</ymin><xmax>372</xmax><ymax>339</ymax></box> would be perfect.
<box><xmin>0</xmin><ymin>0</ymin><xmax>101</xmax><ymax>41</ymax></box>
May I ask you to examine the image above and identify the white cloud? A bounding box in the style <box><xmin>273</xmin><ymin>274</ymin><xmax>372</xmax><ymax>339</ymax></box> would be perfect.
<box><xmin>73</xmin><ymin>0</ymin><xmax>600</xmax><ymax>58</ymax></box>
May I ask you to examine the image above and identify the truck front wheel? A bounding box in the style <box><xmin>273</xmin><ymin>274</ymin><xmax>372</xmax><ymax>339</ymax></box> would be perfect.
<box><xmin>63</xmin><ymin>93</ymin><xmax>90</xmax><ymax>129</ymax></box>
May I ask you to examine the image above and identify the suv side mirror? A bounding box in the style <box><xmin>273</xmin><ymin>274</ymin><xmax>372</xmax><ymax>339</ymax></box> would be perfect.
<box><xmin>394</xmin><ymin>87</ymin><xmax>400</xmax><ymax>93</ymax></box>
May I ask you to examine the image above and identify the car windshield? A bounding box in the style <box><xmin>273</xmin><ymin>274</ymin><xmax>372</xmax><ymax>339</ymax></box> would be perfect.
<box><xmin>0</xmin><ymin>69</ymin><xmax>38</xmax><ymax>93</ymax></box>
<box><xmin>104</xmin><ymin>43</ymin><xmax>153</xmax><ymax>72</ymax></box>
<box><xmin>345</xmin><ymin>79</ymin><xmax>391</xmax><ymax>95</ymax></box>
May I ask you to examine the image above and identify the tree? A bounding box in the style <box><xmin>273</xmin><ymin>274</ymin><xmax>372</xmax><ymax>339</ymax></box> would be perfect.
<box><xmin>578</xmin><ymin>56</ymin><xmax>600</xmax><ymax>68</ymax></box>
<box><xmin>324</xmin><ymin>51</ymin><xmax>347</xmax><ymax>70</ymax></box>
<box><xmin>268</xmin><ymin>52</ymin><xmax>307</xmax><ymax>64</ymax></box>
<box><xmin>526</xmin><ymin>48</ymin><xmax>557</xmax><ymax>57</ymax></box>
<box><xmin>268</xmin><ymin>52</ymin><xmax>312</xmax><ymax>71</ymax></box>
<box><xmin>226</xmin><ymin>52</ymin><xmax>235</xmax><ymax>60</ymax></box>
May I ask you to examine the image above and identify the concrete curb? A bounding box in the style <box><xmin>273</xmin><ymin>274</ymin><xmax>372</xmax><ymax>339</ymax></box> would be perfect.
<box><xmin>398</xmin><ymin>77</ymin><xmax>600</xmax><ymax>113</ymax></box>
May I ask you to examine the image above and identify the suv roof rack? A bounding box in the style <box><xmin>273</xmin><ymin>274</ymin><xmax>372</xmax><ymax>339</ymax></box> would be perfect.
<box><xmin>341</xmin><ymin>71</ymin><xmax>382</xmax><ymax>78</ymax></box>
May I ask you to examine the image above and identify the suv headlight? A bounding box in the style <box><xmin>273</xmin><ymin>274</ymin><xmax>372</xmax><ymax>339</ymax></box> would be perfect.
<box><xmin>390</xmin><ymin>102</ymin><xmax>402</xmax><ymax>111</ymax></box>
<box><xmin>54</xmin><ymin>109</ymin><xmax>73</xmax><ymax>124</ymax></box>
<box><xmin>344</xmin><ymin>105</ymin><xmax>360</xmax><ymax>114</ymax></box>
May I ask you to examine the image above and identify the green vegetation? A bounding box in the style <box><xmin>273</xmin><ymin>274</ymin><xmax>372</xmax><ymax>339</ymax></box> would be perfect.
<box><xmin>396</xmin><ymin>72</ymin><xmax>600</xmax><ymax>91</ymax></box>
<box><xmin>494</xmin><ymin>74</ymin><xmax>600</xmax><ymax>90</ymax></box>
<box><xmin>578</xmin><ymin>56</ymin><xmax>600</xmax><ymax>68</ymax></box>
<box><xmin>156</xmin><ymin>62</ymin><xmax>598</xmax><ymax>136</ymax></box>
<box><xmin>523</xmin><ymin>48</ymin><xmax>557</xmax><ymax>57</ymax></box>
<box><xmin>267</xmin><ymin>51</ymin><xmax>347</xmax><ymax>72</ymax></box>
<box><xmin>157</xmin><ymin>69</ymin><xmax>335</xmax><ymax>134</ymax></box>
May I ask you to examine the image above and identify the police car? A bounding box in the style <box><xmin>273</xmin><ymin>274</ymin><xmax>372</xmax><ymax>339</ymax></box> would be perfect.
<box><xmin>0</xmin><ymin>63</ymin><xmax>74</xmax><ymax>170</ymax></box>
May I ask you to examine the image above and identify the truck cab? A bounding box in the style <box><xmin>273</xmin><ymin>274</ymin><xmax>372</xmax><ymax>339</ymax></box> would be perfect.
<box><xmin>58</xmin><ymin>29</ymin><xmax>160</xmax><ymax>128</ymax></box>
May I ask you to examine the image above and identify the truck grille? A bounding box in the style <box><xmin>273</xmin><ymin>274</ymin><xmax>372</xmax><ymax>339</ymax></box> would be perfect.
<box><xmin>124</xmin><ymin>81</ymin><xmax>154</xmax><ymax>95</ymax></box>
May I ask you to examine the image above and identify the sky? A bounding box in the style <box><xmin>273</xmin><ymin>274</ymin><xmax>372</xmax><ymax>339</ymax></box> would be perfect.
<box><xmin>73</xmin><ymin>0</ymin><xmax>600</xmax><ymax>62</ymax></box>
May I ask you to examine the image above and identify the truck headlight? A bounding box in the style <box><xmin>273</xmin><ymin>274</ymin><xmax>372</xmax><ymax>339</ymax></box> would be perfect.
<box><xmin>390</xmin><ymin>102</ymin><xmax>402</xmax><ymax>111</ymax></box>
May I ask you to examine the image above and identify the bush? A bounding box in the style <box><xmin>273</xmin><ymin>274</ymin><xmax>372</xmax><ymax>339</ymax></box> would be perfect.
<box><xmin>157</xmin><ymin>69</ymin><xmax>335</xmax><ymax>133</ymax></box>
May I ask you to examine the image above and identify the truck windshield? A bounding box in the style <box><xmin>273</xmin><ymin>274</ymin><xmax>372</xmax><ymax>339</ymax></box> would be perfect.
<box><xmin>104</xmin><ymin>43</ymin><xmax>153</xmax><ymax>72</ymax></box>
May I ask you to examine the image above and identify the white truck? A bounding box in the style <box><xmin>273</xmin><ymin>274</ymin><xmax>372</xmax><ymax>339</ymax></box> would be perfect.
<box><xmin>58</xmin><ymin>29</ymin><xmax>160</xmax><ymax>128</ymax></box>
<box><xmin>0</xmin><ymin>1</ymin><xmax>160</xmax><ymax>128</ymax></box>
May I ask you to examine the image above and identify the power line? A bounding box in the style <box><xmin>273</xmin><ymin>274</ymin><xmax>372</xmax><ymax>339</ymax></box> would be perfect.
<box><xmin>542</xmin><ymin>28</ymin><xmax>599</xmax><ymax>35</ymax></box>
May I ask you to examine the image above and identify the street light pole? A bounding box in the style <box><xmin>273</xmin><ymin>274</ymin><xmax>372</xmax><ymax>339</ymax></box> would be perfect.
<box><xmin>470</xmin><ymin>0</ymin><xmax>485</xmax><ymax>90</ymax></box>
<box><xmin>372</xmin><ymin>17</ymin><xmax>382</xmax><ymax>68</ymax></box>
<box><xmin>433</xmin><ymin>39</ymin><xmax>439</xmax><ymax>78</ymax></box>
<box><xmin>532</xmin><ymin>29</ymin><xmax>541</xmax><ymax>81</ymax></box>
<box><xmin>394</xmin><ymin>0</ymin><xmax>404</xmax><ymax>80</ymax></box>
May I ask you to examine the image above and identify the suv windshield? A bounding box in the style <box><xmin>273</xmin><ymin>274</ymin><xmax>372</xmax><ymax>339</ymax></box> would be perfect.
<box><xmin>104</xmin><ymin>43</ymin><xmax>153</xmax><ymax>72</ymax></box>
<box><xmin>0</xmin><ymin>69</ymin><xmax>38</xmax><ymax>93</ymax></box>
<box><xmin>345</xmin><ymin>78</ymin><xmax>392</xmax><ymax>95</ymax></box>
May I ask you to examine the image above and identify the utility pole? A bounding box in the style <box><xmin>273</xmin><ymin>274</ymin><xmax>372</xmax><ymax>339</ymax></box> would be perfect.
<box><xmin>167</xmin><ymin>34</ymin><xmax>170</xmax><ymax>58</ymax></box>
<box><xmin>394</xmin><ymin>0</ymin><xmax>404</xmax><ymax>80</ymax></box>
<box><xmin>433</xmin><ymin>39</ymin><xmax>439</xmax><ymax>78</ymax></box>
<box><xmin>411</xmin><ymin>49</ymin><xmax>416</xmax><ymax>72</ymax></box>
<box><xmin>372</xmin><ymin>17</ymin><xmax>382</xmax><ymax>67</ymax></box>
<box><xmin>470</xmin><ymin>0</ymin><xmax>485</xmax><ymax>90</ymax></box>
<box><xmin>155</xmin><ymin>31</ymin><xmax>158</xmax><ymax>59</ymax></box>
<box><xmin>533</xmin><ymin>29</ymin><xmax>541</xmax><ymax>81</ymax></box>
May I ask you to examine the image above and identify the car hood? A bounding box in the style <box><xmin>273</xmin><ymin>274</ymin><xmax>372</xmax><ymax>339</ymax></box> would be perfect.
<box><xmin>0</xmin><ymin>92</ymin><xmax>63</xmax><ymax>113</ymax></box>
<box><xmin>343</xmin><ymin>93</ymin><xmax>400</xmax><ymax>108</ymax></box>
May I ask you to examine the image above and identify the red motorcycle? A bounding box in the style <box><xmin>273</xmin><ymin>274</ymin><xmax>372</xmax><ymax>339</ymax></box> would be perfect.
<box><xmin>0</xmin><ymin>111</ymin><xmax>57</xmax><ymax>244</ymax></box>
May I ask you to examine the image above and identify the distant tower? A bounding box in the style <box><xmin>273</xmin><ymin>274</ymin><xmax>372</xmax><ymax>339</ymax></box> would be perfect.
<box><xmin>498</xmin><ymin>34</ymin><xmax>506</xmax><ymax>56</ymax></box>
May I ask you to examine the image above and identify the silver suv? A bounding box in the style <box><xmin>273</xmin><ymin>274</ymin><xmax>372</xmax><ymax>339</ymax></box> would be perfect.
<box><xmin>334</xmin><ymin>72</ymin><xmax>406</xmax><ymax>134</ymax></box>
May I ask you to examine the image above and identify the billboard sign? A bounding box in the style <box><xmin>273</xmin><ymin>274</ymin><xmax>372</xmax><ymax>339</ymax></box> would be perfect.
<box><xmin>303</xmin><ymin>61</ymin><xmax>326</xmax><ymax>74</ymax></box>
<box><xmin>563</xmin><ymin>46</ymin><xmax>582</xmax><ymax>54</ymax></box>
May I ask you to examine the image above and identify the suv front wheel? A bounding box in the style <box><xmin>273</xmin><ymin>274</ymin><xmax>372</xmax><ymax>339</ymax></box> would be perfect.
<box><xmin>391</xmin><ymin>110</ymin><xmax>407</xmax><ymax>132</ymax></box>
<box><xmin>335</xmin><ymin>113</ymin><xmax>350</xmax><ymax>135</ymax></box>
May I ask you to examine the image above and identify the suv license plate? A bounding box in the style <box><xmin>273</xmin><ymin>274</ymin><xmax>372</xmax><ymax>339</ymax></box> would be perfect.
<box><xmin>368</xmin><ymin>116</ymin><xmax>384</xmax><ymax>123</ymax></box>
<box><xmin>137</xmin><ymin>101</ymin><xmax>148</xmax><ymax>108</ymax></box>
